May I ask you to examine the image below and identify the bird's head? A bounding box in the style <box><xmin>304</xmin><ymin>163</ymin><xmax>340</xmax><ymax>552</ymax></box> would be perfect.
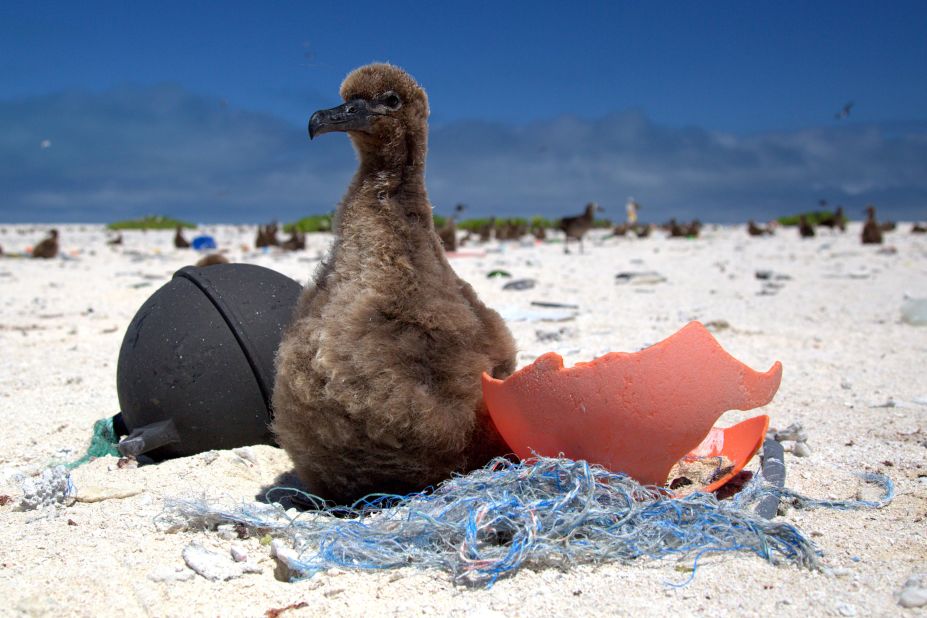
<box><xmin>309</xmin><ymin>63</ymin><xmax>429</xmax><ymax>166</ymax></box>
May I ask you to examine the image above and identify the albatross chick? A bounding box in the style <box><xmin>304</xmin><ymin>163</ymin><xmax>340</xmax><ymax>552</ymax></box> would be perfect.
<box><xmin>272</xmin><ymin>64</ymin><xmax>517</xmax><ymax>504</ymax></box>
<box><xmin>174</xmin><ymin>225</ymin><xmax>191</xmax><ymax>249</ymax></box>
<box><xmin>32</xmin><ymin>229</ymin><xmax>59</xmax><ymax>259</ymax></box>
<box><xmin>861</xmin><ymin>205</ymin><xmax>883</xmax><ymax>244</ymax></box>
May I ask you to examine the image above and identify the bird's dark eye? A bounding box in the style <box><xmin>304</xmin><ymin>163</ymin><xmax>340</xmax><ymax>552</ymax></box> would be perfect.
<box><xmin>382</xmin><ymin>92</ymin><xmax>401</xmax><ymax>110</ymax></box>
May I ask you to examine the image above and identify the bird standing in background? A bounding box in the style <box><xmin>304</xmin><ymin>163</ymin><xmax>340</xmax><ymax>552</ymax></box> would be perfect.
<box><xmin>861</xmin><ymin>205</ymin><xmax>883</xmax><ymax>244</ymax></box>
<box><xmin>174</xmin><ymin>225</ymin><xmax>190</xmax><ymax>248</ymax></box>
<box><xmin>558</xmin><ymin>202</ymin><xmax>601</xmax><ymax>253</ymax></box>
<box><xmin>32</xmin><ymin>229</ymin><xmax>59</xmax><ymax>258</ymax></box>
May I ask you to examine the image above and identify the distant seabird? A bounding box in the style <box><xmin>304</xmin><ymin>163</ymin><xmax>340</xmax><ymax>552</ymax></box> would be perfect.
<box><xmin>32</xmin><ymin>229</ymin><xmax>59</xmax><ymax>258</ymax></box>
<box><xmin>861</xmin><ymin>206</ymin><xmax>883</xmax><ymax>244</ymax></box>
<box><xmin>174</xmin><ymin>225</ymin><xmax>191</xmax><ymax>249</ymax></box>
<box><xmin>798</xmin><ymin>215</ymin><xmax>815</xmax><ymax>238</ymax></box>
<box><xmin>558</xmin><ymin>202</ymin><xmax>601</xmax><ymax>253</ymax></box>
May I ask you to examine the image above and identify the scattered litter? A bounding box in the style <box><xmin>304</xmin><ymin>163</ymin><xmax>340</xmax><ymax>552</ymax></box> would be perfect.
<box><xmin>182</xmin><ymin>542</ymin><xmax>262</xmax><ymax>581</ymax></box>
<box><xmin>18</xmin><ymin>466</ymin><xmax>75</xmax><ymax>511</ymax></box>
<box><xmin>498</xmin><ymin>306</ymin><xmax>577</xmax><ymax>323</ymax></box>
<box><xmin>531</xmin><ymin>301</ymin><xmax>579</xmax><ymax>309</ymax></box>
<box><xmin>535</xmin><ymin>327</ymin><xmax>576</xmax><ymax>343</ymax></box>
<box><xmin>899</xmin><ymin>573</ymin><xmax>927</xmax><ymax>608</ymax></box>
<box><xmin>901</xmin><ymin>298</ymin><xmax>927</xmax><ymax>326</ymax></box>
<box><xmin>755</xmin><ymin>270</ymin><xmax>792</xmax><ymax>281</ymax></box>
<box><xmin>191</xmin><ymin>235</ymin><xmax>217</xmax><ymax>251</ymax></box>
<box><xmin>615</xmin><ymin>271</ymin><xmax>666</xmax><ymax>285</ymax></box>
<box><xmin>163</xmin><ymin>456</ymin><xmax>892</xmax><ymax>587</ymax></box>
<box><xmin>503</xmin><ymin>278</ymin><xmax>536</xmax><ymax>291</ymax></box>
<box><xmin>486</xmin><ymin>270</ymin><xmax>511</xmax><ymax>278</ymax></box>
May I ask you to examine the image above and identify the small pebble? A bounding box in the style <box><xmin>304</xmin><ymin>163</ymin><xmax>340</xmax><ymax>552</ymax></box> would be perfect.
<box><xmin>182</xmin><ymin>542</ymin><xmax>261</xmax><ymax>581</ymax></box>
<box><xmin>835</xmin><ymin>601</ymin><xmax>856</xmax><ymax>616</ymax></box>
<box><xmin>271</xmin><ymin>539</ymin><xmax>302</xmax><ymax>582</ymax></box>
<box><xmin>774</xmin><ymin>423</ymin><xmax>808</xmax><ymax>443</ymax></box>
<box><xmin>791</xmin><ymin>442</ymin><xmax>812</xmax><ymax>457</ymax></box>
<box><xmin>899</xmin><ymin>574</ymin><xmax>927</xmax><ymax>608</ymax></box>
<box><xmin>147</xmin><ymin>565</ymin><xmax>195</xmax><ymax>583</ymax></box>
<box><xmin>232</xmin><ymin>447</ymin><xmax>258</xmax><ymax>466</ymax></box>
<box><xmin>217</xmin><ymin>524</ymin><xmax>236</xmax><ymax>540</ymax></box>
<box><xmin>230</xmin><ymin>545</ymin><xmax>248</xmax><ymax>562</ymax></box>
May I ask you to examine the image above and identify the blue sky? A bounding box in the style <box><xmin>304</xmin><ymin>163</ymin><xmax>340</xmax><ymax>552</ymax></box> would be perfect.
<box><xmin>2</xmin><ymin>1</ymin><xmax>926</xmax><ymax>223</ymax></box>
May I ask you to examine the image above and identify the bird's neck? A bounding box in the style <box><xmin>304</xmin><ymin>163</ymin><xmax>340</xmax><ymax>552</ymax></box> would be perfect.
<box><xmin>328</xmin><ymin>136</ymin><xmax>443</xmax><ymax>273</ymax></box>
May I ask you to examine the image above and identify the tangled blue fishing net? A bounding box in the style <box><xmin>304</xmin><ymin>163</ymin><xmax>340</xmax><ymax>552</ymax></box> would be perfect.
<box><xmin>163</xmin><ymin>456</ymin><xmax>892</xmax><ymax>587</ymax></box>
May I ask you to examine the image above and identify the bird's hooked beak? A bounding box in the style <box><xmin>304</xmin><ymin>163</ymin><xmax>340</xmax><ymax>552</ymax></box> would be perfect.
<box><xmin>308</xmin><ymin>99</ymin><xmax>373</xmax><ymax>140</ymax></box>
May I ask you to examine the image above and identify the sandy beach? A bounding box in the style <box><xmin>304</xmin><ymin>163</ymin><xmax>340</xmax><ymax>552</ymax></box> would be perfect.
<box><xmin>1</xmin><ymin>223</ymin><xmax>925</xmax><ymax>617</ymax></box>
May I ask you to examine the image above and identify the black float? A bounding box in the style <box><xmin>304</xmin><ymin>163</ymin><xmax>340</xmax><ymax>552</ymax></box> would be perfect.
<box><xmin>111</xmin><ymin>263</ymin><xmax>302</xmax><ymax>459</ymax></box>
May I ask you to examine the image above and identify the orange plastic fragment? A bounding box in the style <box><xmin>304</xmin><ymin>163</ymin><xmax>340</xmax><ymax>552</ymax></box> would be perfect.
<box><xmin>684</xmin><ymin>414</ymin><xmax>770</xmax><ymax>494</ymax></box>
<box><xmin>482</xmin><ymin>321</ymin><xmax>782</xmax><ymax>487</ymax></box>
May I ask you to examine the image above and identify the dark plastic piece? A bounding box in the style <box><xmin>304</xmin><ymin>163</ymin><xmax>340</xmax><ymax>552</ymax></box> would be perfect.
<box><xmin>113</xmin><ymin>263</ymin><xmax>302</xmax><ymax>459</ymax></box>
<box><xmin>755</xmin><ymin>438</ymin><xmax>786</xmax><ymax>519</ymax></box>
<box><xmin>118</xmin><ymin>419</ymin><xmax>181</xmax><ymax>457</ymax></box>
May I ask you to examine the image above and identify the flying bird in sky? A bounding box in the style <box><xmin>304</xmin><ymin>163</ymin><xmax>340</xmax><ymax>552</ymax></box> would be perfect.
<box><xmin>834</xmin><ymin>101</ymin><xmax>854</xmax><ymax>120</ymax></box>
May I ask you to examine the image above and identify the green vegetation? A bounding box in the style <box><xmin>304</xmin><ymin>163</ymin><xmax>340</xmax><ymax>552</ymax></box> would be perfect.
<box><xmin>107</xmin><ymin>215</ymin><xmax>195</xmax><ymax>230</ymax></box>
<box><xmin>284</xmin><ymin>214</ymin><xmax>333</xmax><ymax>233</ymax></box>
<box><xmin>777</xmin><ymin>210</ymin><xmax>847</xmax><ymax>227</ymax></box>
<box><xmin>458</xmin><ymin>218</ymin><xmax>489</xmax><ymax>232</ymax></box>
<box><xmin>530</xmin><ymin>216</ymin><xmax>554</xmax><ymax>229</ymax></box>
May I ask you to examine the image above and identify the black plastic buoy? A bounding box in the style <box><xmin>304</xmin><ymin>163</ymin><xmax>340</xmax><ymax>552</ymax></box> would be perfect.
<box><xmin>112</xmin><ymin>263</ymin><xmax>302</xmax><ymax>459</ymax></box>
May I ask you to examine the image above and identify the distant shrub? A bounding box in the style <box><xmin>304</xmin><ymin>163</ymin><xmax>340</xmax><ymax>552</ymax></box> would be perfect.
<box><xmin>530</xmin><ymin>216</ymin><xmax>554</xmax><ymax>229</ymax></box>
<box><xmin>458</xmin><ymin>218</ymin><xmax>489</xmax><ymax>232</ymax></box>
<box><xmin>284</xmin><ymin>214</ymin><xmax>333</xmax><ymax>233</ymax></box>
<box><xmin>107</xmin><ymin>215</ymin><xmax>195</xmax><ymax>230</ymax></box>
<box><xmin>777</xmin><ymin>210</ymin><xmax>847</xmax><ymax>226</ymax></box>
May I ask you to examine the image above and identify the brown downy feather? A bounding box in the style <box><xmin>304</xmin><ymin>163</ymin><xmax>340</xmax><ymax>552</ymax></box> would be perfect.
<box><xmin>195</xmin><ymin>253</ymin><xmax>230</xmax><ymax>267</ymax></box>
<box><xmin>272</xmin><ymin>64</ymin><xmax>517</xmax><ymax>504</ymax></box>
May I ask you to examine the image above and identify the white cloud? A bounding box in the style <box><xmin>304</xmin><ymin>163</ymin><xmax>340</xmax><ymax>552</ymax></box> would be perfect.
<box><xmin>1</xmin><ymin>86</ymin><xmax>925</xmax><ymax>223</ymax></box>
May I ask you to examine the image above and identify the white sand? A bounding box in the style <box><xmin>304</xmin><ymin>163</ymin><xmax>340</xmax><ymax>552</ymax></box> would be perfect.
<box><xmin>1</xmin><ymin>223</ymin><xmax>925</xmax><ymax>617</ymax></box>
